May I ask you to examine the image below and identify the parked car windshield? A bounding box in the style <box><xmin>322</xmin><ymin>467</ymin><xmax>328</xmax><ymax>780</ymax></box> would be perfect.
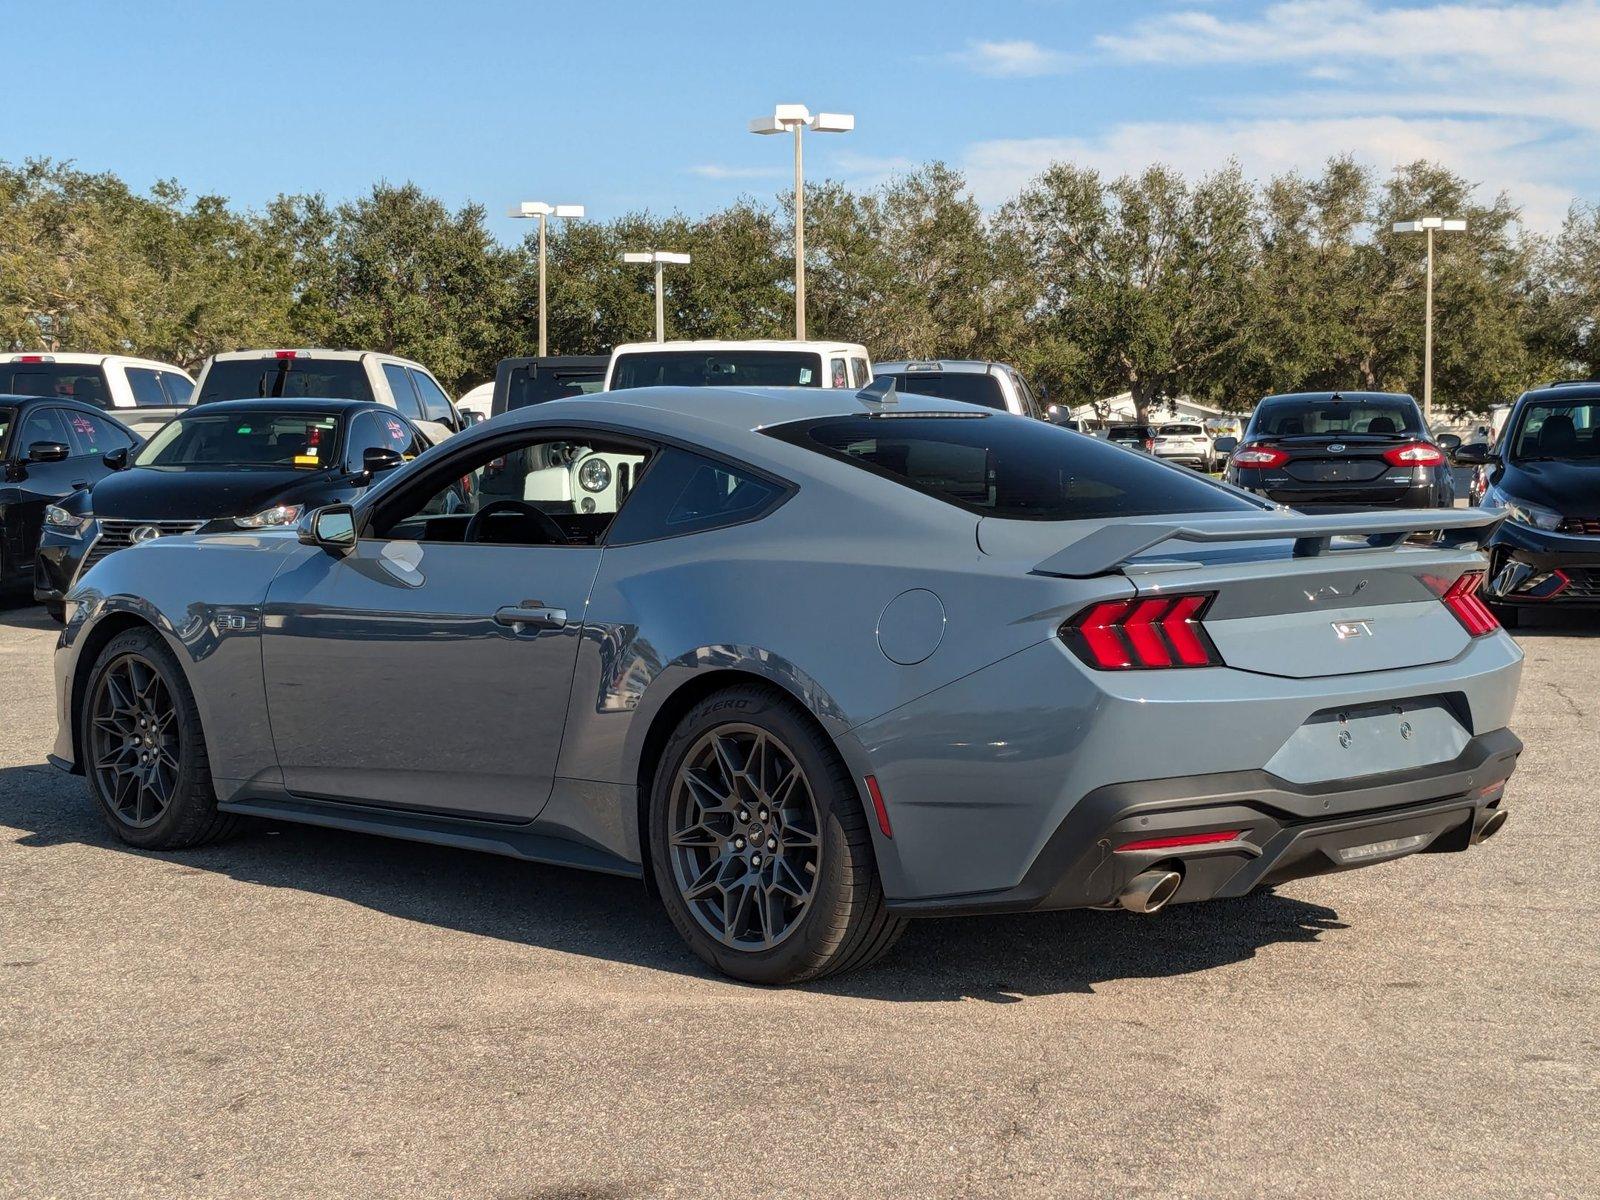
<box><xmin>1160</xmin><ymin>424</ymin><xmax>1204</xmax><ymax>436</ymax></box>
<box><xmin>0</xmin><ymin>362</ymin><xmax>109</xmax><ymax>406</ymax></box>
<box><xmin>766</xmin><ymin>413</ymin><xmax>1260</xmax><ymax>521</ymax></box>
<box><xmin>611</xmin><ymin>350</ymin><xmax>823</xmax><ymax>389</ymax></box>
<box><xmin>501</xmin><ymin>364</ymin><xmax>606</xmax><ymax>411</ymax></box>
<box><xmin>1510</xmin><ymin>397</ymin><xmax>1600</xmax><ymax>461</ymax></box>
<box><xmin>1251</xmin><ymin>396</ymin><xmax>1422</xmax><ymax>438</ymax></box>
<box><xmin>199</xmin><ymin>358</ymin><xmax>374</xmax><ymax>404</ymax></box>
<box><xmin>875</xmin><ymin>371</ymin><xmax>1006</xmax><ymax>410</ymax></box>
<box><xmin>134</xmin><ymin>411</ymin><xmax>344</xmax><ymax>469</ymax></box>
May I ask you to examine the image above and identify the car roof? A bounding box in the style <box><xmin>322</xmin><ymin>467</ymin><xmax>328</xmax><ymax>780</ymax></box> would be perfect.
<box><xmin>2</xmin><ymin>352</ymin><xmax>188</xmax><ymax>372</ymax></box>
<box><xmin>1522</xmin><ymin>381</ymin><xmax>1600</xmax><ymax>401</ymax></box>
<box><xmin>875</xmin><ymin>360</ymin><xmax>1010</xmax><ymax>376</ymax></box>
<box><xmin>183</xmin><ymin>397</ymin><xmax>379</xmax><ymax>416</ymax></box>
<box><xmin>1260</xmin><ymin>390</ymin><xmax>1416</xmax><ymax>405</ymax></box>
<box><xmin>610</xmin><ymin>340</ymin><xmax>868</xmax><ymax>355</ymax></box>
<box><xmin>206</xmin><ymin>348</ymin><xmax>426</xmax><ymax>369</ymax></box>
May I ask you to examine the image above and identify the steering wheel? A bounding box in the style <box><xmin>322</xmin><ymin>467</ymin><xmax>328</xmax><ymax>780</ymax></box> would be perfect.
<box><xmin>463</xmin><ymin>499</ymin><xmax>569</xmax><ymax>546</ymax></box>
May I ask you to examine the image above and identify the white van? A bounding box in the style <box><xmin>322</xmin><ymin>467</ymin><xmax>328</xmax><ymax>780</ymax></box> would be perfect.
<box><xmin>194</xmin><ymin>349</ymin><xmax>465</xmax><ymax>445</ymax></box>
<box><xmin>0</xmin><ymin>353</ymin><xmax>195</xmax><ymax>438</ymax></box>
<box><xmin>605</xmin><ymin>340</ymin><xmax>873</xmax><ymax>393</ymax></box>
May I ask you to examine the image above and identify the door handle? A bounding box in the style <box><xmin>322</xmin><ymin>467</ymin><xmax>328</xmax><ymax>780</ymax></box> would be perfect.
<box><xmin>494</xmin><ymin>605</ymin><xmax>567</xmax><ymax>630</ymax></box>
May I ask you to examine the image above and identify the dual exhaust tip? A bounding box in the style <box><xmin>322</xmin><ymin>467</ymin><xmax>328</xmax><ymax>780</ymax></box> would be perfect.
<box><xmin>1118</xmin><ymin>868</ymin><xmax>1183</xmax><ymax>914</ymax></box>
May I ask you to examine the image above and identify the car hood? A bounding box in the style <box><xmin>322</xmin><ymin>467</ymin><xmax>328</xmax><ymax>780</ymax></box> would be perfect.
<box><xmin>88</xmin><ymin>466</ymin><xmax>352</xmax><ymax>520</ymax></box>
<box><xmin>1498</xmin><ymin>459</ymin><xmax>1600</xmax><ymax>513</ymax></box>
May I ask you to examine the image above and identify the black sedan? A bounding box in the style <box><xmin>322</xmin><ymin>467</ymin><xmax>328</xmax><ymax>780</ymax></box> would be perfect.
<box><xmin>2</xmin><ymin>395</ymin><xmax>139</xmax><ymax>604</ymax></box>
<box><xmin>34</xmin><ymin>398</ymin><xmax>428</xmax><ymax>618</ymax></box>
<box><xmin>1458</xmin><ymin>381</ymin><xmax>1600</xmax><ymax>624</ymax></box>
<box><xmin>1221</xmin><ymin>391</ymin><xmax>1455</xmax><ymax>511</ymax></box>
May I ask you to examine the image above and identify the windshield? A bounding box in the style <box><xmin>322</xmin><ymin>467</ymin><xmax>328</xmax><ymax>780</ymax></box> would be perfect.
<box><xmin>1251</xmin><ymin>396</ymin><xmax>1421</xmax><ymax>438</ymax></box>
<box><xmin>134</xmin><ymin>411</ymin><xmax>343</xmax><ymax>469</ymax></box>
<box><xmin>1510</xmin><ymin>397</ymin><xmax>1600</xmax><ymax>461</ymax></box>
<box><xmin>766</xmin><ymin>413</ymin><xmax>1259</xmax><ymax>521</ymax></box>
<box><xmin>611</xmin><ymin>350</ymin><xmax>822</xmax><ymax>389</ymax></box>
<box><xmin>198</xmin><ymin>358</ymin><xmax>374</xmax><ymax>404</ymax></box>
<box><xmin>1160</xmin><ymin>424</ymin><xmax>1203</xmax><ymax>436</ymax></box>
<box><xmin>876</xmin><ymin>371</ymin><xmax>1006</xmax><ymax>410</ymax></box>
<box><xmin>1109</xmin><ymin>425</ymin><xmax>1151</xmax><ymax>439</ymax></box>
<box><xmin>0</xmin><ymin>362</ymin><xmax>109</xmax><ymax>405</ymax></box>
<box><xmin>501</xmin><ymin>363</ymin><xmax>606</xmax><ymax>412</ymax></box>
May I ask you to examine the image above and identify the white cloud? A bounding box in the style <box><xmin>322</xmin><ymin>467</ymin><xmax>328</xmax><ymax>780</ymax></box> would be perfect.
<box><xmin>953</xmin><ymin>39</ymin><xmax>1070</xmax><ymax>77</ymax></box>
<box><xmin>688</xmin><ymin>164</ymin><xmax>786</xmax><ymax>180</ymax></box>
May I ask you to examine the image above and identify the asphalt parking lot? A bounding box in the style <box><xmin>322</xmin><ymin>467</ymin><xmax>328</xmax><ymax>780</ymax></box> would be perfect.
<box><xmin>1</xmin><ymin>601</ymin><xmax>1594</xmax><ymax>1200</ymax></box>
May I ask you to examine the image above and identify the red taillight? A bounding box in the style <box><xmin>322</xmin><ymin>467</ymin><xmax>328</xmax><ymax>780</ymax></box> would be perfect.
<box><xmin>864</xmin><ymin>775</ymin><xmax>892</xmax><ymax>838</ymax></box>
<box><xmin>1383</xmin><ymin>442</ymin><xmax>1445</xmax><ymax>466</ymax></box>
<box><xmin>1062</xmin><ymin>592</ymin><xmax>1221</xmax><ymax>670</ymax></box>
<box><xmin>1440</xmin><ymin>571</ymin><xmax>1499</xmax><ymax>636</ymax></box>
<box><xmin>1231</xmin><ymin>445</ymin><xmax>1289</xmax><ymax>467</ymax></box>
<box><xmin>1117</xmin><ymin>830</ymin><xmax>1242</xmax><ymax>853</ymax></box>
<box><xmin>273</xmin><ymin>349</ymin><xmax>301</xmax><ymax>359</ymax></box>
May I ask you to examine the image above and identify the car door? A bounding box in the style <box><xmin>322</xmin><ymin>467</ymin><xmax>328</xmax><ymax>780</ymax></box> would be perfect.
<box><xmin>259</xmin><ymin>424</ymin><xmax>649</xmax><ymax>822</ymax></box>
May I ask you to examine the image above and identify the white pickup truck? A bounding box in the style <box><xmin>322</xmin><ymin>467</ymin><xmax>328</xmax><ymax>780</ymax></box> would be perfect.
<box><xmin>606</xmin><ymin>339</ymin><xmax>874</xmax><ymax>392</ymax></box>
<box><xmin>0</xmin><ymin>353</ymin><xmax>195</xmax><ymax>439</ymax></box>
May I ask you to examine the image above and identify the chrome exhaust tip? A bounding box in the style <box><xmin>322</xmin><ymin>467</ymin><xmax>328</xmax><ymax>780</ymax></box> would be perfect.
<box><xmin>1118</xmin><ymin>869</ymin><xmax>1183</xmax><ymax>915</ymax></box>
<box><xmin>1478</xmin><ymin>808</ymin><xmax>1509</xmax><ymax>843</ymax></box>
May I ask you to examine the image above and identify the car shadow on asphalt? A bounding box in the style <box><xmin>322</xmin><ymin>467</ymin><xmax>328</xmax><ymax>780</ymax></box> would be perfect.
<box><xmin>0</xmin><ymin>600</ymin><xmax>59</xmax><ymax>632</ymax></box>
<box><xmin>1</xmin><ymin>761</ymin><xmax>1345</xmax><ymax>1002</ymax></box>
<box><xmin>1509</xmin><ymin>609</ymin><xmax>1600</xmax><ymax>638</ymax></box>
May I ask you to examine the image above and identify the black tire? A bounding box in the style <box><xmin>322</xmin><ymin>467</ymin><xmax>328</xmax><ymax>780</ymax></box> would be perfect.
<box><xmin>649</xmin><ymin>683</ymin><xmax>905</xmax><ymax>985</ymax></box>
<box><xmin>80</xmin><ymin>627</ymin><xmax>238</xmax><ymax>850</ymax></box>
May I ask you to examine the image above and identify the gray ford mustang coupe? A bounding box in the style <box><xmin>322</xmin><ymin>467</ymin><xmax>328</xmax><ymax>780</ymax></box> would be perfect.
<box><xmin>49</xmin><ymin>386</ymin><xmax>1523</xmax><ymax>983</ymax></box>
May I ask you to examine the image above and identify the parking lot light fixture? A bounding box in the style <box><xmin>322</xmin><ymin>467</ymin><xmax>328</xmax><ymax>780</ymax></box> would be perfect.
<box><xmin>748</xmin><ymin>104</ymin><xmax>855</xmax><ymax>340</ymax></box>
<box><xmin>622</xmin><ymin>251</ymin><xmax>692</xmax><ymax>342</ymax></box>
<box><xmin>508</xmin><ymin>200</ymin><xmax>586</xmax><ymax>356</ymax></box>
<box><xmin>1392</xmin><ymin>216</ymin><xmax>1467</xmax><ymax>423</ymax></box>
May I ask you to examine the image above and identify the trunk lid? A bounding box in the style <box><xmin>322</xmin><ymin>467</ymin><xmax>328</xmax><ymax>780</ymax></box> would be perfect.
<box><xmin>980</xmin><ymin>508</ymin><xmax>1505</xmax><ymax>679</ymax></box>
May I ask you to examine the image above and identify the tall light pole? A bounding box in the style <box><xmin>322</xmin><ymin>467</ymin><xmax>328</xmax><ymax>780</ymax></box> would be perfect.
<box><xmin>1393</xmin><ymin>216</ymin><xmax>1466</xmax><ymax>424</ymax></box>
<box><xmin>508</xmin><ymin>200</ymin><xmax>585</xmax><ymax>356</ymax></box>
<box><xmin>622</xmin><ymin>251</ymin><xmax>691</xmax><ymax>342</ymax></box>
<box><xmin>748</xmin><ymin>104</ymin><xmax>854</xmax><ymax>340</ymax></box>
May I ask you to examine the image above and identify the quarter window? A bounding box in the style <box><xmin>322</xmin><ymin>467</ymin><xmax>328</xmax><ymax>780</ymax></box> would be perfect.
<box><xmin>61</xmin><ymin>409</ymin><xmax>133</xmax><ymax>457</ymax></box>
<box><xmin>126</xmin><ymin>367</ymin><xmax>171</xmax><ymax>407</ymax></box>
<box><xmin>160</xmin><ymin>372</ymin><xmax>195</xmax><ymax>404</ymax></box>
<box><xmin>607</xmin><ymin>449</ymin><xmax>787</xmax><ymax>545</ymax></box>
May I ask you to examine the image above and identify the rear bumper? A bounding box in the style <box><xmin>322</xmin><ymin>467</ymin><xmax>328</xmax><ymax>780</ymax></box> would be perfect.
<box><xmin>1229</xmin><ymin>468</ymin><xmax>1448</xmax><ymax>510</ymax></box>
<box><xmin>889</xmin><ymin>727</ymin><xmax>1521</xmax><ymax>916</ymax></box>
<box><xmin>1483</xmin><ymin>522</ymin><xmax>1600</xmax><ymax>607</ymax></box>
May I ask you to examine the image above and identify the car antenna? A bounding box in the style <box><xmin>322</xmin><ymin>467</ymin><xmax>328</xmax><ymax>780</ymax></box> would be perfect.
<box><xmin>857</xmin><ymin>376</ymin><xmax>898</xmax><ymax>406</ymax></box>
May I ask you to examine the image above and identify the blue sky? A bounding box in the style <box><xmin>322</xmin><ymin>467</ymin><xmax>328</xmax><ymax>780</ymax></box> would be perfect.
<box><xmin>6</xmin><ymin>0</ymin><xmax>1598</xmax><ymax>236</ymax></box>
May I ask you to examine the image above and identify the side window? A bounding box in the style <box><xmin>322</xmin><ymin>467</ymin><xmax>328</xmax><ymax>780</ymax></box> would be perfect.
<box><xmin>368</xmin><ymin>431</ymin><xmax>652</xmax><ymax>548</ymax></box>
<box><xmin>851</xmin><ymin>357</ymin><xmax>869</xmax><ymax>388</ymax></box>
<box><xmin>126</xmin><ymin>367</ymin><xmax>170</xmax><ymax>407</ymax></box>
<box><xmin>409</xmin><ymin>369</ymin><xmax>455</xmax><ymax>424</ymax></box>
<box><xmin>159</xmin><ymin>372</ymin><xmax>194</xmax><ymax>404</ymax></box>
<box><xmin>348</xmin><ymin>411</ymin><xmax>420</xmax><ymax>469</ymax></box>
<box><xmin>830</xmin><ymin>358</ymin><xmax>848</xmax><ymax>389</ymax></box>
<box><xmin>382</xmin><ymin>363</ymin><xmax>425</xmax><ymax>420</ymax></box>
<box><xmin>62</xmin><ymin>409</ymin><xmax>133</xmax><ymax>457</ymax></box>
<box><xmin>17</xmin><ymin>407</ymin><xmax>71</xmax><ymax>455</ymax></box>
<box><xmin>1013</xmin><ymin>374</ymin><xmax>1042</xmax><ymax>419</ymax></box>
<box><xmin>607</xmin><ymin>449</ymin><xmax>786</xmax><ymax>545</ymax></box>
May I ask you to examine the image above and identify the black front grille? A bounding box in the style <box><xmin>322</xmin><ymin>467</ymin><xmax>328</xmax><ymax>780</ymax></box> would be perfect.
<box><xmin>78</xmin><ymin>519</ymin><xmax>206</xmax><ymax>577</ymax></box>
<box><xmin>1558</xmin><ymin>517</ymin><xmax>1600</xmax><ymax>537</ymax></box>
<box><xmin>1562</xmin><ymin>568</ymin><xmax>1600</xmax><ymax>599</ymax></box>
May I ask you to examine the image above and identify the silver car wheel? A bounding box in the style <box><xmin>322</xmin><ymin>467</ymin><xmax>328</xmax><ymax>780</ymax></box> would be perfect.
<box><xmin>667</xmin><ymin>723</ymin><xmax>822</xmax><ymax>951</ymax></box>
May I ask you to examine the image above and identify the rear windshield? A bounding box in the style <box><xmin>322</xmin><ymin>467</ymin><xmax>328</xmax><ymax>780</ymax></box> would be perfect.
<box><xmin>1510</xmin><ymin>397</ymin><xmax>1600</xmax><ymax>461</ymax></box>
<box><xmin>611</xmin><ymin>350</ymin><xmax>822</xmax><ymax>389</ymax></box>
<box><xmin>134</xmin><ymin>411</ymin><xmax>343</xmax><ymax>469</ymax></box>
<box><xmin>1251</xmin><ymin>397</ymin><xmax>1421</xmax><ymax>437</ymax></box>
<box><xmin>198</xmin><ymin>358</ymin><xmax>374</xmax><ymax>405</ymax></box>
<box><xmin>1160</xmin><ymin>424</ymin><xmax>1203</xmax><ymax>435</ymax></box>
<box><xmin>0</xmin><ymin>362</ymin><xmax>109</xmax><ymax>406</ymax></box>
<box><xmin>875</xmin><ymin>371</ymin><xmax>1006</xmax><ymax>410</ymax></box>
<box><xmin>1109</xmin><ymin>425</ymin><xmax>1151</xmax><ymax>438</ymax></box>
<box><xmin>499</xmin><ymin>364</ymin><xmax>606</xmax><ymax>412</ymax></box>
<box><xmin>766</xmin><ymin>413</ymin><xmax>1259</xmax><ymax>521</ymax></box>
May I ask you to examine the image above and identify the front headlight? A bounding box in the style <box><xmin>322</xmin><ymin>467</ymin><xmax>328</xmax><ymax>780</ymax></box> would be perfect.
<box><xmin>1489</xmin><ymin>492</ymin><xmax>1562</xmax><ymax>531</ymax></box>
<box><xmin>578</xmin><ymin>457</ymin><xmax>612</xmax><ymax>493</ymax></box>
<box><xmin>44</xmin><ymin>504</ymin><xmax>91</xmax><ymax>536</ymax></box>
<box><xmin>234</xmin><ymin>503</ymin><xmax>305</xmax><ymax>529</ymax></box>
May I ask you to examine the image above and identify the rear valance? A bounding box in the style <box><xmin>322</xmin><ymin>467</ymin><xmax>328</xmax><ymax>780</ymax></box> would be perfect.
<box><xmin>1032</xmin><ymin>507</ymin><xmax>1506</xmax><ymax>579</ymax></box>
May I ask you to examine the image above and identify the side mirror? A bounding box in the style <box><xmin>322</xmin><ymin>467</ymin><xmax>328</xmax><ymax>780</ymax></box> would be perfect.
<box><xmin>103</xmin><ymin>446</ymin><xmax>130</xmax><ymax>470</ymax></box>
<box><xmin>1453</xmin><ymin>442</ymin><xmax>1493</xmax><ymax>465</ymax></box>
<box><xmin>29</xmin><ymin>441</ymin><xmax>70</xmax><ymax>463</ymax></box>
<box><xmin>298</xmin><ymin>503</ymin><xmax>357</xmax><ymax>554</ymax></box>
<box><xmin>1436</xmin><ymin>432</ymin><xmax>1462</xmax><ymax>453</ymax></box>
<box><xmin>1214</xmin><ymin>436</ymin><xmax>1239</xmax><ymax>456</ymax></box>
<box><xmin>362</xmin><ymin>446</ymin><xmax>405</xmax><ymax>475</ymax></box>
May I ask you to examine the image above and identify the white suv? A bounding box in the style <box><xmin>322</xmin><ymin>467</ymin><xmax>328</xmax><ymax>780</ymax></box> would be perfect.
<box><xmin>1153</xmin><ymin>422</ymin><xmax>1216</xmax><ymax>471</ymax></box>
<box><xmin>194</xmin><ymin>349</ymin><xmax>465</xmax><ymax>445</ymax></box>
<box><xmin>605</xmin><ymin>340</ymin><xmax>873</xmax><ymax>392</ymax></box>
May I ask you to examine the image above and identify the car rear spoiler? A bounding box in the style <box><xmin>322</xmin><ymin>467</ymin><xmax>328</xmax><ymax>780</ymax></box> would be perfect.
<box><xmin>1032</xmin><ymin>507</ymin><xmax>1507</xmax><ymax>579</ymax></box>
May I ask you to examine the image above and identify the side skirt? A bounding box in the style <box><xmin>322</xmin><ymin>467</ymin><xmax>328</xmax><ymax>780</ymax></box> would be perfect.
<box><xmin>218</xmin><ymin>794</ymin><xmax>644</xmax><ymax>879</ymax></box>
